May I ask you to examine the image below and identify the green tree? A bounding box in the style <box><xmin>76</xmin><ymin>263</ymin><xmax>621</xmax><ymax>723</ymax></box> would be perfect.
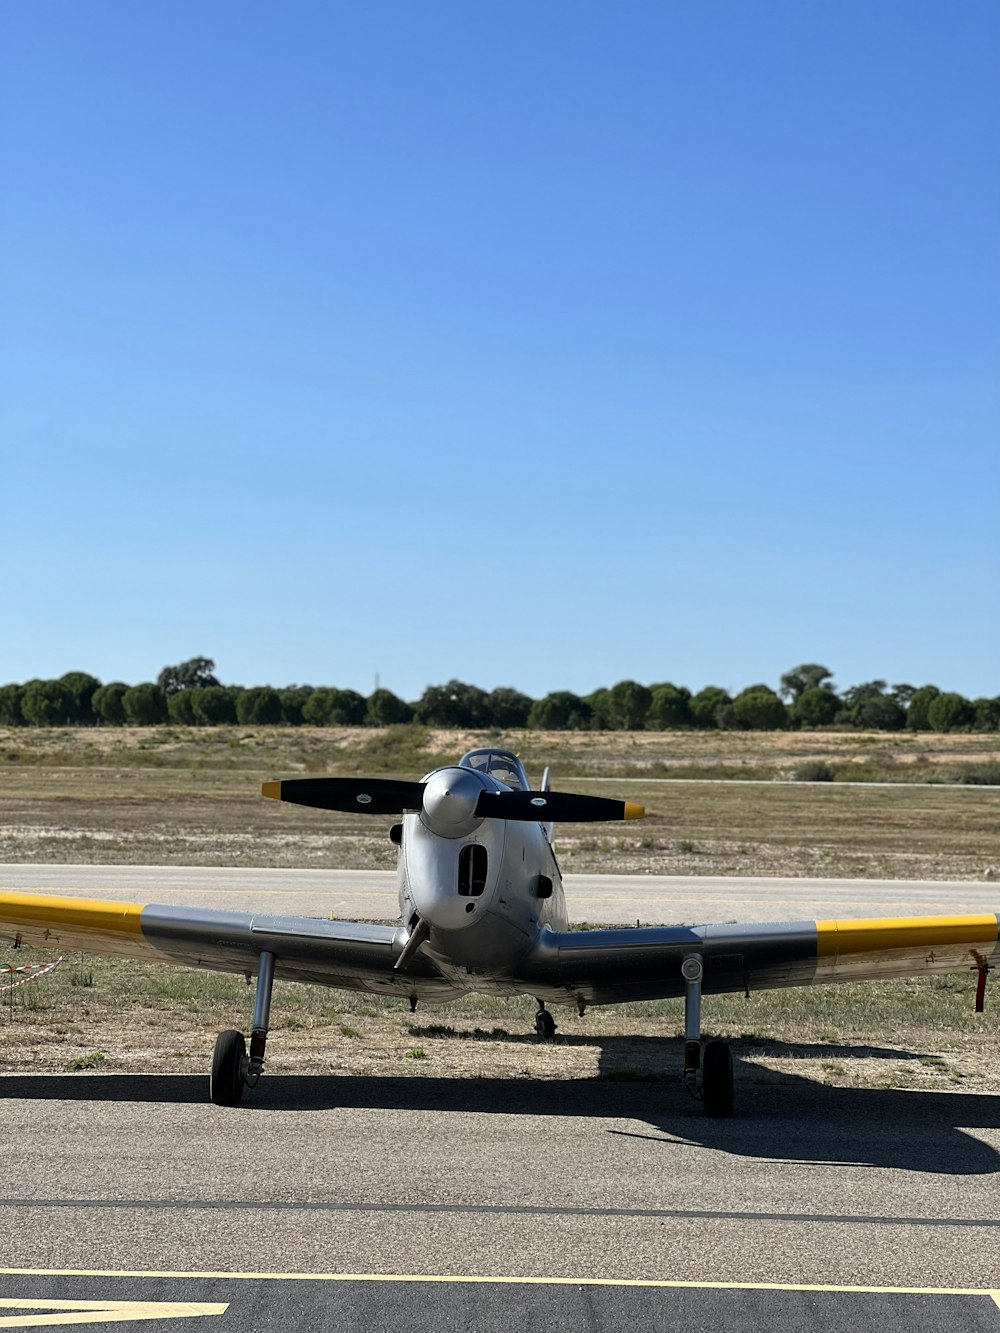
<box><xmin>690</xmin><ymin>686</ymin><xmax>731</xmax><ymax>729</ymax></box>
<box><xmin>279</xmin><ymin>686</ymin><xmax>314</xmax><ymax>725</ymax></box>
<box><xmin>527</xmin><ymin>692</ymin><xmax>592</xmax><ymax>730</ymax></box>
<box><xmin>647</xmin><ymin>683</ymin><xmax>692</xmax><ymax>729</ymax></box>
<box><xmin>972</xmin><ymin>697</ymin><xmax>1000</xmax><ymax>732</ymax></box>
<box><xmin>365</xmin><ymin>689</ymin><xmax>414</xmax><ymax>727</ymax></box>
<box><xmin>21</xmin><ymin>679</ymin><xmax>76</xmax><ymax>726</ymax></box>
<box><xmin>167</xmin><ymin>691</ymin><xmax>197</xmax><ymax>724</ymax></box>
<box><xmin>414</xmin><ymin>681</ymin><xmax>490</xmax><ymax>728</ymax></box>
<box><xmin>789</xmin><ymin>687</ymin><xmax>842</xmax><ymax>729</ymax></box>
<box><xmin>92</xmin><ymin>682</ymin><xmax>129</xmax><ymax>725</ymax></box>
<box><xmin>302</xmin><ymin>687</ymin><xmax>368</xmax><ymax>726</ymax></box>
<box><xmin>190</xmin><ymin>686</ymin><xmax>238</xmax><ymax>725</ymax></box>
<box><xmin>841</xmin><ymin>681</ymin><xmax>905</xmax><ymax>731</ymax></box>
<box><xmin>121</xmin><ymin>683</ymin><xmax>167</xmax><ymax>725</ymax></box>
<box><xmin>0</xmin><ymin>684</ymin><xmax>24</xmax><ymax>726</ymax></box>
<box><xmin>584</xmin><ymin>688</ymin><xmax>613</xmax><ymax>730</ymax></box>
<box><xmin>605</xmin><ymin>680</ymin><xmax>652</xmax><ymax>730</ymax></box>
<box><xmin>779</xmin><ymin>664</ymin><xmax>835</xmax><ymax>702</ymax></box>
<box><xmin>236</xmin><ymin>687</ymin><xmax>283</xmax><ymax>725</ymax></box>
<box><xmin>487</xmin><ymin>687</ymin><xmax>533</xmax><ymax>728</ymax></box>
<box><xmin>59</xmin><ymin>672</ymin><xmax>101</xmax><ymax>723</ymax></box>
<box><xmin>728</xmin><ymin>686</ymin><xmax>788</xmax><ymax>730</ymax></box>
<box><xmin>157</xmin><ymin>657</ymin><xmax>219</xmax><ymax>696</ymax></box>
<box><xmin>906</xmin><ymin>685</ymin><xmax>940</xmax><ymax>731</ymax></box>
<box><xmin>927</xmin><ymin>692</ymin><xmax>974</xmax><ymax>732</ymax></box>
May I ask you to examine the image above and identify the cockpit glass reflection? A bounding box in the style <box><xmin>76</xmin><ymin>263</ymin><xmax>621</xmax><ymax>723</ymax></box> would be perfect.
<box><xmin>458</xmin><ymin>748</ymin><xmax>528</xmax><ymax>790</ymax></box>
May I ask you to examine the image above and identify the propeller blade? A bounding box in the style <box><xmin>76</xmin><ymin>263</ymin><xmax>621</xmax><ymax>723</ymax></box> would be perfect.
<box><xmin>261</xmin><ymin>777</ymin><xmax>426</xmax><ymax>815</ymax></box>
<box><xmin>474</xmin><ymin>789</ymin><xmax>644</xmax><ymax>823</ymax></box>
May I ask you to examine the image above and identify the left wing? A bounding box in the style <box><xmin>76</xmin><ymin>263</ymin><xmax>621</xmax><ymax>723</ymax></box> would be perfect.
<box><xmin>516</xmin><ymin>913</ymin><xmax>1000</xmax><ymax>1006</ymax></box>
<box><xmin>0</xmin><ymin>892</ymin><xmax>461</xmax><ymax>999</ymax></box>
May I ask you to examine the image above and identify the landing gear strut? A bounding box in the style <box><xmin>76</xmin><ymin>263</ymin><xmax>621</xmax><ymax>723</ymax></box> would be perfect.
<box><xmin>682</xmin><ymin>954</ymin><xmax>733</xmax><ymax>1118</ymax></box>
<box><xmin>535</xmin><ymin>1000</ymin><xmax>557</xmax><ymax>1041</ymax></box>
<box><xmin>210</xmin><ymin>950</ymin><xmax>276</xmax><ymax>1107</ymax></box>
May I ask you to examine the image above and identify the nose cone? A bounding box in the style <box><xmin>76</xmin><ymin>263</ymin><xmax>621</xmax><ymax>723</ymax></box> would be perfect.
<box><xmin>420</xmin><ymin>767</ymin><xmax>485</xmax><ymax>838</ymax></box>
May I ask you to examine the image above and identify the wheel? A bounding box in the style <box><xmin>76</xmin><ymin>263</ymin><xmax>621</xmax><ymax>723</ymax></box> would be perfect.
<box><xmin>702</xmin><ymin>1040</ymin><xmax>734</xmax><ymax>1118</ymax></box>
<box><xmin>210</xmin><ymin>1029</ymin><xmax>247</xmax><ymax>1107</ymax></box>
<box><xmin>535</xmin><ymin>1009</ymin><xmax>557</xmax><ymax>1040</ymax></box>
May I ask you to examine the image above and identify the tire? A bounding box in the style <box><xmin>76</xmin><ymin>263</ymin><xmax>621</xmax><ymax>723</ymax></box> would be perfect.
<box><xmin>702</xmin><ymin>1040</ymin><xmax>734</xmax><ymax>1118</ymax></box>
<box><xmin>210</xmin><ymin>1029</ymin><xmax>246</xmax><ymax>1107</ymax></box>
<box><xmin>535</xmin><ymin>1010</ymin><xmax>557</xmax><ymax>1040</ymax></box>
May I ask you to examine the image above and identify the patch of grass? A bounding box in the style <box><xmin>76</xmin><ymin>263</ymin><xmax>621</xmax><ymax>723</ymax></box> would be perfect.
<box><xmin>404</xmin><ymin>1047</ymin><xmax>427</xmax><ymax>1060</ymax></box>
<box><xmin>954</xmin><ymin>762</ymin><xmax>1000</xmax><ymax>786</ymax></box>
<box><xmin>793</xmin><ymin>761</ymin><xmax>835</xmax><ymax>782</ymax></box>
<box><xmin>339</xmin><ymin>1024</ymin><xmax>359</xmax><ymax>1038</ymax></box>
<box><xmin>68</xmin><ymin>1051</ymin><xmax>105</xmax><ymax>1070</ymax></box>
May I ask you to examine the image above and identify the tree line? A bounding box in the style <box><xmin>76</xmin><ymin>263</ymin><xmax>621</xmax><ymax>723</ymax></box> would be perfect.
<box><xmin>0</xmin><ymin>659</ymin><xmax>997</xmax><ymax>733</ymax></box>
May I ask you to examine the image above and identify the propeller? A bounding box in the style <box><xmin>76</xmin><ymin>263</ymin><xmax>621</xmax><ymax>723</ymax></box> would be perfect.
<box><xmin>260</xmin><ymin>778</ymin><xmax>424</xmax><ymax>815</ymax></box>
<box><xmin>262</xmin><ymin>776</ymin><xmax>644</xmax><ymax>823</ymax></box>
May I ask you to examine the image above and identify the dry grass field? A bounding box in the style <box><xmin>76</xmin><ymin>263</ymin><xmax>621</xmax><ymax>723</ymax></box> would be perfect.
<box><xmin>1</xmin><ymin>724</ymin><xmax>998</xmax><ymax>879</ymax></box>
<box><xmin>1</xmin><ymin>725</ymin><xmax>998</xmax><ymax>1096</ymax></box>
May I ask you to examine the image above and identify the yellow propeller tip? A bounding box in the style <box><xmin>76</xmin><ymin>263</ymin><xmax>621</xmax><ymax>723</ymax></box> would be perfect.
<box><xmin>261</xmin><ymin>781</ymin><xmax>282</xmax><ymax>801</ymax></box>
<box><xmin>624</xmin><ymin>801</ymin><xmax>645</xmax><ymax>820</ymax></box>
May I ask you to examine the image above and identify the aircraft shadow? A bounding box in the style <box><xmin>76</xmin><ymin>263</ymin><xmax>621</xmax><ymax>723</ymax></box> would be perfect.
<box><xmin>2</xmin><ymin>1065</ymin><xmax>997</xmax><ymax>1176</ymax></box>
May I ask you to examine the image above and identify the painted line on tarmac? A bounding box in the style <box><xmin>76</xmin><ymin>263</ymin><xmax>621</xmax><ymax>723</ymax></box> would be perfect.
<box><xmin>2</xmin><ymin>1200</ymin><xmax>998</xmax><ymax>1229</ymax></box>
<box><xmin>1</xmin><ymin>1269</ymin><xmax>998</xmax><ymax>1308</ymax></box>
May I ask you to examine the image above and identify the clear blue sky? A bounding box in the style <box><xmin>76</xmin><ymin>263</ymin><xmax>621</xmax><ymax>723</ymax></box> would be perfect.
<box><xmin>3</xmin><ymin>1</ymin><xmax>997</xmax><ymax>702</ymax></box>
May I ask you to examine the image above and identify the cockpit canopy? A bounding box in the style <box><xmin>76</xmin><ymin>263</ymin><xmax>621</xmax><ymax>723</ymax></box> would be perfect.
<box><xmin>458</xmin><ymin>748</ymin><xmax>529</xmax><ymax>791</ymax></box>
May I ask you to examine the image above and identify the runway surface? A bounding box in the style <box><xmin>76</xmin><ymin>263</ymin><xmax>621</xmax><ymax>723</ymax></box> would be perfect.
<box><xmin>2</xmin><ymin>865</ymin><xmax>999</xmax><ymax>1328</ymax></box>
<box><xmin>0</xmin><ymin>1073</ymin><xmax>998</xmax><ymax>1328</ymax></box>
<box><xmin>1</xmin><ymin>862</ymin><xmax>996</xmax><ymax>923</ymax></box>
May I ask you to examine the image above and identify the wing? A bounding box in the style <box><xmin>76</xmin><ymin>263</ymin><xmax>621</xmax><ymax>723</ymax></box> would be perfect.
<box><xmin>0</xmin><ymin>891</ymin><xmax>462</xmax><ymax>1000</ymax></box>
<box><xmin>515</xmin><ymin>913</ymin><xmax>1000</xmax><ymax>1006</ymax></box>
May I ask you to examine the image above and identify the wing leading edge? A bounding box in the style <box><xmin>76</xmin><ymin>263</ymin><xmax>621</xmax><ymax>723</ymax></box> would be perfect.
<box><xmin>0</xmin><ymin>892</ymin><xmax>462</xmax><ymax>1000</ymax></box>
<box><xmin>516</xmin><ymin>913</ymin><xmax>1000</xmax><ymax>1007</ymax></box>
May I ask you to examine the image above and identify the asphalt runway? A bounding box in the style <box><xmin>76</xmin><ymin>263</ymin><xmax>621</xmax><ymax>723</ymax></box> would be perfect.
<box><xmin>1</xmin><ymin>863</ymin><xmax>997</xmax><ymax>923</ymax></box>
<box><xmin>2</xmin><ymin>866</ymin><xmax>999</xmax><ymax>1329</ymax></box>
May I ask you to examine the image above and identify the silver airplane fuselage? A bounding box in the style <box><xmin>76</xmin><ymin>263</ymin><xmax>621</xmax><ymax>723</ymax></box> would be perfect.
<box><xmin>396</xmin><ymin>751</ymin><xmax>567</xmax><ymax>994</ymax></box>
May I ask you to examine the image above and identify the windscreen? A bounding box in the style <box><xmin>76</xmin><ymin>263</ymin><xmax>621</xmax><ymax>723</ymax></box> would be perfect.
<box><xmin>458</xmin><ymin>748</ymin><xmax>529</xmax><ymax>791</ymax></box>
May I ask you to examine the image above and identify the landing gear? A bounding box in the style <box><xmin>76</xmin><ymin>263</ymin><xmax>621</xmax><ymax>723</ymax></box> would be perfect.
<box><xmin>681</xmin><ymin>953</ymin><xmax>734</xmax><ymax>1118</ymax></box>
<box><xmin>210</xmin><ymin>1030</ymin><xmax>246</xmax><ymax>1107</ymax></box>
<box><xmin>535</xmin><ymin>1001</ymin><xmax>557</xmax><ymax>1040</ymax></box>
<box><xmin>209</xmin><ymin>950</ymin><xmax>276</xmax><ymax>1107</ymax></box>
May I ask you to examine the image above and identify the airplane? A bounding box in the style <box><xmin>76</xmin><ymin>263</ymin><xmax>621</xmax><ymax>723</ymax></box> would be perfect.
<box><xmin>0</xmin><ymin>746</ymin><xmax>997</xmax><ymax>1117</ymax></box>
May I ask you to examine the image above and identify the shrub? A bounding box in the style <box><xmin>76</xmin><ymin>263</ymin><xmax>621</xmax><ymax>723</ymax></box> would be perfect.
<box><xmin>793</xmin><ymin>761</ymin><xmax>835</xmax><ymax>782</ymax></box>
<box><xmin>972</xmin><ymin>697</ymin><xmax>1000</xmax><ymax>732</ymax></box>
<box><xmin>167</xmin><ymin>691</ymin><xmax>197</xmax><ymax>725</ymax></box>
<box><xmin>955</xmin><ymin>762</ymin><xmax>1000</xmax><ymax>786</ymax></box>
<box><xmin>487</xmin><ymin>687</ymin><xmax>533</xmax><ymax>728</ymax></box>
<box><xmin>607</xmin><ymin>680</ymin><xmax>652</xmax><ymax>730</ymax></box>
<box><xmin>303</xmin><ymin>687</ymin><xmax>367</xmax><ymax>727</ymax></box>
<box><xmin>728</xmin><ymin>687</ymin><xmax>788</xmax><ymax>730</ymax></box>
<box><xmin>279</xmin><ymin>686</ymin><xmax>314</xmax><ymax>725</ymax></box>
<box><xmin>59</xmin><ymin>672</ymin><xmax>101</xmax><ymax>723</ymax></box>
<box><xmin>414</xmin><ymin>681</ymin><xmax>490</xmax><ymax>728</ymax></box>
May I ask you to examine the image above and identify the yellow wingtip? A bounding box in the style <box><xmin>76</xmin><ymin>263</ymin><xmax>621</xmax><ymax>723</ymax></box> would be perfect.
<box><xmin>261</xmin><ymin>781</ymin><xmax>282</xmax><ymax>801</ymax></box>
<box><xmin>624</xmin><ymin>801</ymin><xmax>646</xmax><ymax>820</ymax></box>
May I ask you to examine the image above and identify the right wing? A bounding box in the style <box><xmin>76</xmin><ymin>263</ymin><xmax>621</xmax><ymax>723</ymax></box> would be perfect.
<box><xmin>0</xmin><ymin>891</ymin><xmax>461</xmax><ymax>999</ymax></box>
<box><xmin>516</xmin><ymin>913</ymin><xmax>1000</xmax><ymax>1006</ymax></box>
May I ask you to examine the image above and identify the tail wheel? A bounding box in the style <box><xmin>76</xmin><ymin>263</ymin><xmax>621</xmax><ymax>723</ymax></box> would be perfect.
<box><xmin>210</xmin><ymin>1029</ymin><xmax>247</xmax><ymax>1107</ymax></box>
<box><xmin>702</xmin><ymin>1040</ymin><xmax>734</xmax><ymax>1118</ymax></box>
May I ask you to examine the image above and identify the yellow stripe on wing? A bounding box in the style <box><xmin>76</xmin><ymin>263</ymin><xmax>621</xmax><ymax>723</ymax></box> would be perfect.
<box><xmin>817</xmin><ymin>914</ymin><xmax>997</xmax><ymax>957</ymax></box>
<box><xmin>0</xmin><ymin>891</ymin><xmax>164</xmax><ymax>960</ymax></box>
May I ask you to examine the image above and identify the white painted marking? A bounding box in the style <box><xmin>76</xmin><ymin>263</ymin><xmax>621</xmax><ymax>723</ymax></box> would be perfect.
<box><xmin>0</xmin><ymin>1300</ymin><xmax>227</xmax><ymax>1327</ymax></box>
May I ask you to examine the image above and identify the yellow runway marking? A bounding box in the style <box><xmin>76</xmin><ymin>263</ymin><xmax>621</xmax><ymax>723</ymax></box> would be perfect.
<box><xmin>0</xmin><ymin>1269</ymin><xmax>997</xmax><ymax>1306</ymax></box>
<box><xmin>0</xmin><ymin>1299</ymin><xmax>227</xmax><ymax>1328</ymax></box>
